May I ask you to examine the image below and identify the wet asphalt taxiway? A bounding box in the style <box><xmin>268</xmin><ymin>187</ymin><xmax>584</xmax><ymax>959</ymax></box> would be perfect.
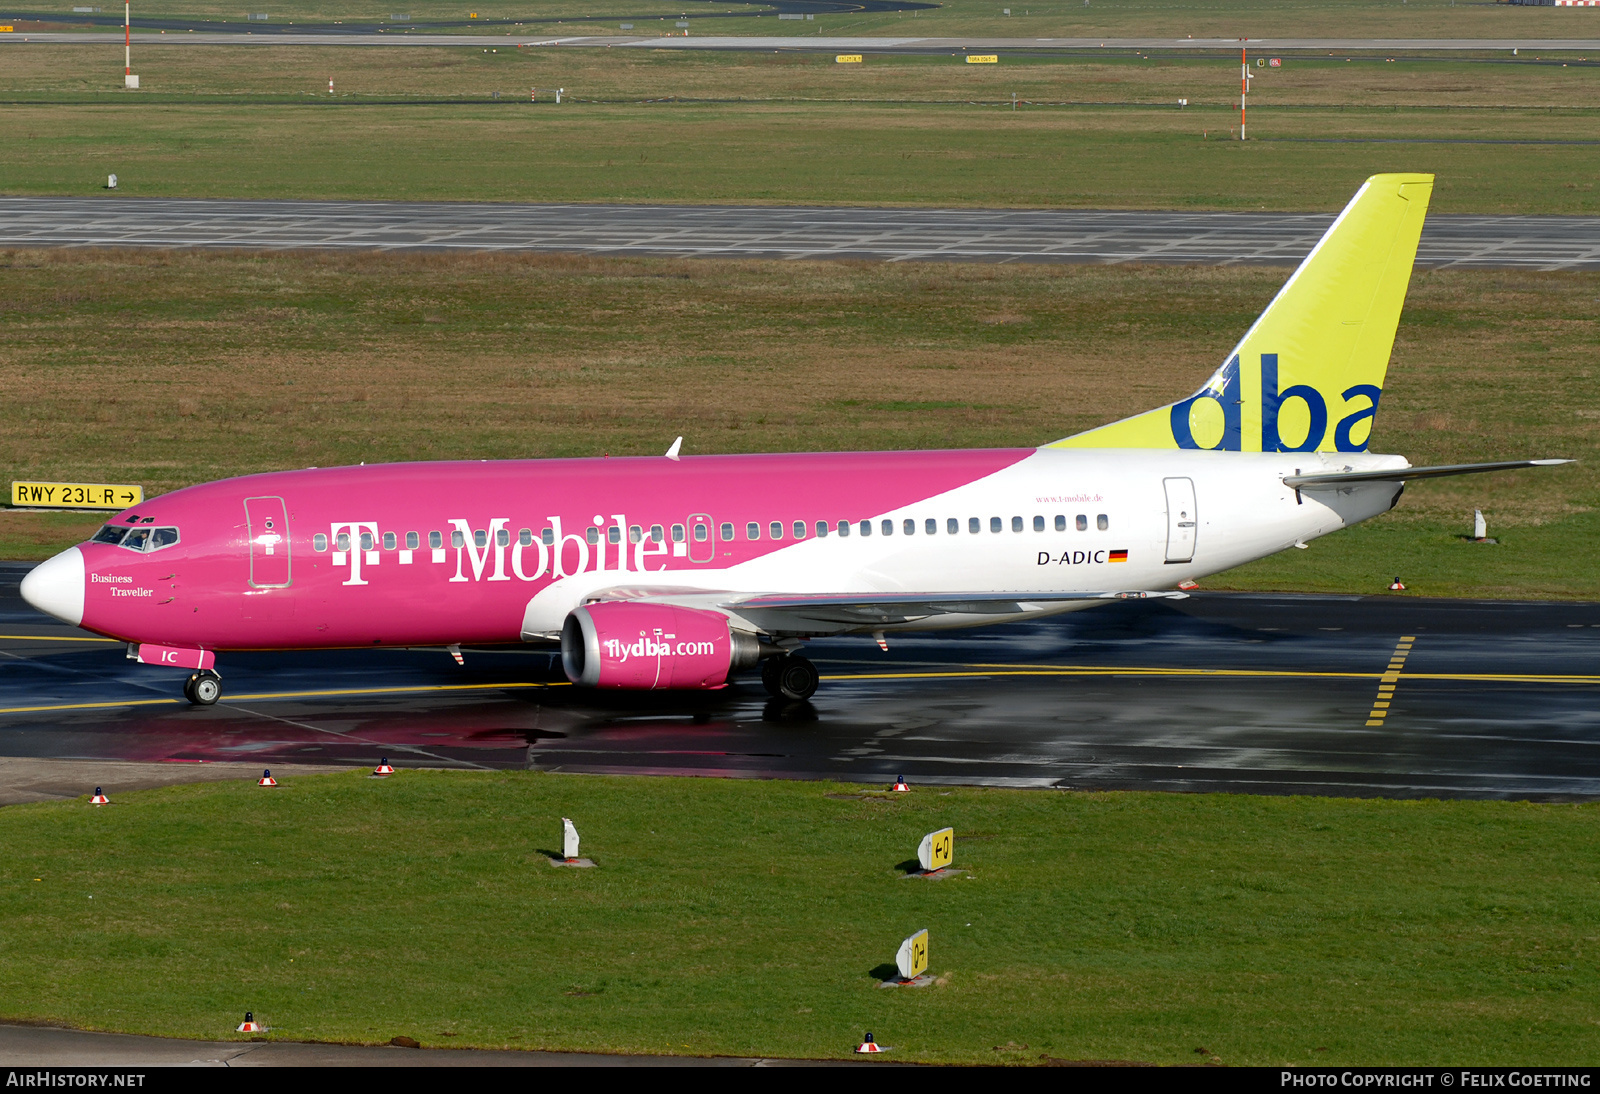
<box><xmin>5</xmin><ymin>563</ymin><xmax>1600</xmax><ymax>800</ymax></box>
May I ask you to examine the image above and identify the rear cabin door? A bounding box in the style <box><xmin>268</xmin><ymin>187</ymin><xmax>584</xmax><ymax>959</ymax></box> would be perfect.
<box><xmin>244</xmin><ymin>496</ymin><xmax>292</xmax><ymax>588</ymax></box>
<box><xmin>1163</xmin><ymin>477</ymin><xmax>1197</xmax><ymax>564</ymax></box>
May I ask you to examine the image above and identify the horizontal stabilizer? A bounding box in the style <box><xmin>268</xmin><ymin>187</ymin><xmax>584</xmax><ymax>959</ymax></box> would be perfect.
<box><xmin>1284</xmin><ymin>459</ymin><xmax>1572</xmax><ymax>489</ymax></box>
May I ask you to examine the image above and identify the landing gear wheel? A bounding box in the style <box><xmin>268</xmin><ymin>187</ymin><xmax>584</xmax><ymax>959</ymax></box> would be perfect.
<box><xmin>762</xmin><ymin>655</ymin><xmax>819</xmax><ymax>701</ymax></box>
<box><xmin>184</xmin><ymin>671</ymin><xmax>221</xmax><ymax>706</ymax></box>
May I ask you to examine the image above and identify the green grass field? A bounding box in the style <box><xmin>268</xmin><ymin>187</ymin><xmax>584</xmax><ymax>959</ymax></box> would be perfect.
<box><xmin>0</xmin><ymin>46</ymin><xmax>1595</xmax><ymax>211</ymax></box>
<box><xmin>2</xmin><ymin>770</ymin><xmax>1597</xmax><ymax>1064</ymax></box>
<box><xmin>1</xmin><ymin>250</ymin><xmax>1594</xmax><ymax>598</ymax></box>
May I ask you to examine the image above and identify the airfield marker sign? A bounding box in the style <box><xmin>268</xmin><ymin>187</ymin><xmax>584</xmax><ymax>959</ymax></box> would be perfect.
<box><xmin>917</xmin><ymin>827</ymin><xmax>954</xmax><ymax>873</ymax></box>
<box><xmin>12</xmin><ymin>481</ymin><xmax>143</xmax><ymax>509</ymax></box>
<box><xmin>895</xmin><ymin>928</ymin><xmax>929</xmax><ymax>981</ymax></box>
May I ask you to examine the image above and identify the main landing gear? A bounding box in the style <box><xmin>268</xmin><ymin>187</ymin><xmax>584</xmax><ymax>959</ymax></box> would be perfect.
<box><xmin>761</xmin><ymin>654</ymin><xmax>819</xmax><ymax>701</ymax></box>
<box><xmin>184</xmin><ymin>670</ymin><xmax>222</xmax><ymax>706</ymax></box>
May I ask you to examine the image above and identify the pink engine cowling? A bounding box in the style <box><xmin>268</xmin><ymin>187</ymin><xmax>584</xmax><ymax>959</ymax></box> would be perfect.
<box><xmin>561</xmin><ymin>602</ymin><xmax>761</xmax><ymax>690</ymax></box>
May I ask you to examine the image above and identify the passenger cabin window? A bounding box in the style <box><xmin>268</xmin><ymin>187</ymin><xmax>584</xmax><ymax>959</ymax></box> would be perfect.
<box><xmin>407</xmin><ymin>531</ymin><xmax>420</xmax><ymax>549</ymax></box>
<box><xmin>360</xmin><ymin>532</ymin><xmax>374</xmax><ymax>551</ymax></box>
<box><xmin>650</xmin><ymin>525</ymin><xmax>664</xmax><ymax>543</ymax></box>
<box><xmin>473</xmin><ymin>529</ymin><xmax>488</xmax><ymax>548</ymax></box>
<box><xmin>607</xmin><ymin>526</ymin><xmax>621</xmax><ymax>545</ymax></box>
<box><xmin>431</xmin><ymin>530</ymin><xmax>445</xmax><ymax>549</ymax></box>
<box><xmin>948</xmin><ymin>518</ymin><xmax>960</xmax><ymax>535</ymax></box>
<box><xmin>383</xmin><ymin>531</ymin><xmax>396</xmax><ymax>550</ymax></box>
<box><xmin>313</xmin><ymin>533</ymin><xmax>328</xmax><ymax>551</ymax></box>
<box><xmin>880</xmin><ymin>519</ymin><xmax>893</xmax><ymax>536</ymax></box>
<box><xmin>672</xmin><ymin>524</ymin><xmax>686</xmax><ymax>543</ymax></box>
<box><xmin>586</xmin><ymin>527</ymin><xmax>599</xmax><ymax>545</ymax></box>
<box><xmin>926</xmin><ymin>518</ymin><xmax>937</xmax><ymax>535</ymax></box>
<box><xmin>541</xmin><ymin>528</ymin><xmax>554</xmax><ymax>546</ymax></box>
<box><xmin>770</xmin><ymin>522</ymin><xmax>784</xmax><ymax>540</ymax></box>
<box><xmin>719</xmin><ymin>523</ymin><xmax>734</xmax><ymax>542</ymax></box>
<box><xmin>1055</xmin><ymin>515</ymin><xmax>1066</xmax><ymax>532</ymax></box>
<box><xmin>1033</xmin><ymin>515</ymin><xmax>1045</xmax><ymax>532</ymax></box>
<box><xmin>990</xmin><ymin>517</ymin><xmax>1002</xmax><ymax>534</ymax></box>
<box><xmin>1011</xmin><ymin>516</ymin><xmax>1024</xmax><ymax>533</ymax></box>
<box><xmin>1076</xmin><ymin>515</ymin><xmax>1088</xmax><ymax>532</ymax></box>
<box><xmin>793</xmin><ymin>521</ymin><xmax>806</xmax><ymax>539</ymax></box>
<box><xmin>629</xmin><ymin>525</ymin><xmax>643</xmax><ymax>544</ymax></box>
<box><xmin>496</xmin><ymin>528</ymin><xmax>510</xmax><ymax>547</ymax></box>
<box><xmin>693</xmin><ymin>524</ymin><xmax>708</xmax><ymax>542</ymax></box>
<box><xmin>337</xmin><ymin>532</ymin><xmax>351</xmax><ymax>552</ymax></box>
<box><xmin>747</xmin><ymin>522</ymin><xmax>760</xmax><ymax>541</ymax></box>
<box><xmin>838</xmin><ymin>521</ymin><xmax>851</xmax><ymax>537</ymax></box>
<box><xmin>815</xmin><ymin>521</ymin><xmax>829</xmax><ymax>538</ymax></box>
<box><xmin>904</xmin><ymin>518</ymin><xmax>916</xmax><ymax>536</ymax></box>
<box><xmin>518</xmin><ymin>528</ymin><xmax>533</xmax><ymax>546</ymax></box>
<box><xmin>451</xmin><ymin>530</ymin><xmax>465</xmax><ymax>548</ymax></box>
<box><xmin>968</xmin><ymin>517</ymin><xmax>980</xmax><ymax>534</ymax></box>
<box><xmin>1098</xmin><ymin>514</ymin><xmax>1109</xmax><ymax>531</ymax></box>
<box><xmin>859</xmin><ymin>520</ymin><xmax>872</xmax><ymax>537</ymax></box>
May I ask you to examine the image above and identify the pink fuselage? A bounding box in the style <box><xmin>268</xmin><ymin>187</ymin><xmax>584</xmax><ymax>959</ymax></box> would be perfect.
<box><xmin>76</xmin><ymin>450</ymin><xmax>1031</xmax><ymax>651</ymax></box>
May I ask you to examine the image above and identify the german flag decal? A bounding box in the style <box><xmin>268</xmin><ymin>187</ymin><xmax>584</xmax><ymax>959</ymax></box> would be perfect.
<box><xmin>1109</xmin><ymin>549</ymin><xmax>1129</xmax><ymax>563</ymax></box>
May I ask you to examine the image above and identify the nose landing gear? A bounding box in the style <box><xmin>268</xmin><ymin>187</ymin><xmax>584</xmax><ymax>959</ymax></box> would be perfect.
<box><xmin>761</xmin><ymin>654</ymin><xmax>820</xmax><ymax>701</ymax></box>
<box><xmin>184</xmin><ymin>670</ymin><xmax>222</xmax><ymax>706</ymax></box>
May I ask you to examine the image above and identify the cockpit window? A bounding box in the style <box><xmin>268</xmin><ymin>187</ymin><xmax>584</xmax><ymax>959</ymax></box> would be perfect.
<box><xmin>108</xmin><ymin>526</ymin><xmax>179</xmax><ymax>553</ymax></box>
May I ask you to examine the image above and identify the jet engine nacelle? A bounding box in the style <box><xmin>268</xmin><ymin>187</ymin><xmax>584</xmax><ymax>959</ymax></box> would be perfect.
<box><xmin>561</xmin><ymin>602</ymin><xmax>760</xmax><ymax>690</ymax></box>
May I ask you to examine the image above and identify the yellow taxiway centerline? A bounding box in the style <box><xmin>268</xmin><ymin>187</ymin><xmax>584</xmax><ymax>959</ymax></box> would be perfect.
<box><xmin>4</xmin><ymin>665</ymin><xmax>1598</xmax><ymax>719</ymax></box>
<box><xmin>826</xmin><ymin>666</ymin><xmax>1600</xmax><ymax>685</ymax></box>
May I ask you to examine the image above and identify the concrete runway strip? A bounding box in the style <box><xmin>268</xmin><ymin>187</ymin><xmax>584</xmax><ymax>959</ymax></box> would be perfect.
<box><xmin>0</xmin><ymin>1023</ymin><xmax>868</xmax><ymax>1066</ymax></box>
<box><xmin>4</xmin><ymin>33</ymin><xmax>1599</xmax><ymax>51</ymax></box>
<box><xmin>3</xmin><ymin>197</ymin><xmax>1598</xmax><ymax>270</ymax></box>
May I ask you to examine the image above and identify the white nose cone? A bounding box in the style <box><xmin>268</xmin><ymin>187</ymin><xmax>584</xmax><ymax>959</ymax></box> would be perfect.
<box><xmin>20</xmin><ymin>547</ymin><xmax>85</xmax><ymax>627</ymax></box>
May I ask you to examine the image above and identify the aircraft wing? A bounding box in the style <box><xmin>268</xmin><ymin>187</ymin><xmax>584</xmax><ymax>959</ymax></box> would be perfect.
<box><xmin>582</xmin><ymin>586</ymin><xmax>1187</xmax><ymax>631</ymax></box>
<box><xmin>1284</xmin><ymin>459</ymin><xmax>1572</xmax><ymax>489</ymax></box>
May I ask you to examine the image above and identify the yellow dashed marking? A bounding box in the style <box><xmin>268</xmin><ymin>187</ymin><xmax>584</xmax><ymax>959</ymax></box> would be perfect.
<box><xmin>1366</xmin><ymin>636</ymin><xmax>1416</xmax><ymax>724</ymax></box>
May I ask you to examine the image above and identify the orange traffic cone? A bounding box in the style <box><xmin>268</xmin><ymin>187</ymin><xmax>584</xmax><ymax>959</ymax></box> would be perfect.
<box><xmin>892</xmin><ymin>776</ymin><xmax>910</xmax><ymax>793</ymax></box>
<box><xmin>90</xmin><ymin>787</ymin><xmax>109</xmax><ymax>805</ymax></box>
<box><xmin>257</xmin><ymin>769</ymin><xmax>277</xmax><ymax>787</ymax></box>
<box><xmin>373</xmin><ymin>758</ymin><xmax>395</xmax><ymax>776</ymax></box>
<box><xmin>236</xmin><ymin>1011</ymin><xmax>264</xmax><ymax>1033</ymax></box>
<box><xmin>856</xmin><ymin>1032</ymin><xmax>883</xmax><ymax>1054</ymax></box>
<box><xmin>1389</xmin><ymin>577</ymin><xmax>1406</xmax><ymax>591</ymax></box>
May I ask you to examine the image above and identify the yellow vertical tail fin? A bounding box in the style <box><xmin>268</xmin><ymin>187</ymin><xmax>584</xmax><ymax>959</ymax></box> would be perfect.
<box><xmin>1049</xmin><ymin>173</ymin><xmax>1434</xmax><ymax>453</ymax></box>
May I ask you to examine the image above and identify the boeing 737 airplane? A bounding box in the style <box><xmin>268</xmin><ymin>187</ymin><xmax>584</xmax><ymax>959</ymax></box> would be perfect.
<box><xmin>19</xmin><ymin>174</ymin><xmax>1569</xmax><ymax>706</ymax></box>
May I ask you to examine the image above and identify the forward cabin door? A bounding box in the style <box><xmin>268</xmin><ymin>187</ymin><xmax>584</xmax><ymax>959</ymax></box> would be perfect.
<box><xmin>1163</xmin><ymin>477</ymin><xmax>1197</xmax><ymax>564</ymax></box>
<box><xmin>244</xmin><ymin>496</ymin><xmax>292</xmax><ymax>588</ymax></box>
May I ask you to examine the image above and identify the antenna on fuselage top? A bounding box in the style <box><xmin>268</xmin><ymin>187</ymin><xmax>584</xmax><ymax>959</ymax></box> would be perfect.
<box><xmin>665</xmin><ymin>436</ymin><xmax>683</xmax><ymax>461</ymax></box>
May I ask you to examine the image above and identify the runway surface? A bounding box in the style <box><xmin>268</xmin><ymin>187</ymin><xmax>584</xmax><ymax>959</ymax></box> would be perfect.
<box><xmin>0</xmin><ymin>1022</ymin><xmax>860</xmax><ymax>1067</ymax></box>
<box><xmin>5</xmin><ymin>32</ymin><xmax>1598</xmax><ymax>51</ymax></box>
<box><xmin>5</xmin><ymin>562</ymin><xmax>1600</xmax><ymax>801</ymax></box>
<box><xmin>3</xmin><ymin>198</ymin><xmax>1597</xmax><ymax>270</ymax></box>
